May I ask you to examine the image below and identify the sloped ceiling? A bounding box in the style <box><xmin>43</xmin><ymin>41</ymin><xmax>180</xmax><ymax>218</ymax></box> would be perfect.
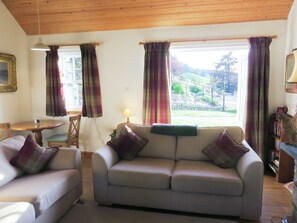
<box><xmin>1</xmin><ymin>0</ymin><xmax>294</xmax><ymax>35</ymax></box>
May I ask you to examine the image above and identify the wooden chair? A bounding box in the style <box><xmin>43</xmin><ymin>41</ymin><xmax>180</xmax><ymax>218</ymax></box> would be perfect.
<box><xmin>0</xmin><ymin>122</ymin><xmax>12</xmax><ymax>141</ymax></box>
<box><xmin>47</xmin><ymin>115</ymin><xmax>81</xmax><ymax>148</ymax></box>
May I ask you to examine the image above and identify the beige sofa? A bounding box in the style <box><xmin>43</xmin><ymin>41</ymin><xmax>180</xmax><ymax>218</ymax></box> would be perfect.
<box><xmin>92</xmin><ymin>123</ymin><xmax>264</xmax><ymax>220</ymax></box>
<box><xmin>0</xmin><ymin>135</ymin><xmax>82</xmax><ymax>223</ymax></box>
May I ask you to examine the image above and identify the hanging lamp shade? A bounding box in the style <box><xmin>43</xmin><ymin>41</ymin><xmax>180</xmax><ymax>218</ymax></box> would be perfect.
<box><xmin>30</xmin><ymin>0</ymin><xmax>49</xmax><ymax>51</ymax></box>
<box><xmin>287</xmin><ymin>48</ymin><xmax>297</xmax><ymax>83</ymax></box>
<box><xmin>31</xmin><ymin>37</ymin><xmax>50</xmax><ymax>51</ymax></box>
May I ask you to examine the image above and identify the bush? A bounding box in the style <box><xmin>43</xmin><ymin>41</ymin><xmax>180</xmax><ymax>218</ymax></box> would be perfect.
<box><xmin>171</xmin><ymin>83</ymin><xmax>185</xmax><ymax>94</ymax></box>
<box><xmin>202</xmin><ymin>96</ymin><xmax>218</xmax><ymax>106</ymax></box>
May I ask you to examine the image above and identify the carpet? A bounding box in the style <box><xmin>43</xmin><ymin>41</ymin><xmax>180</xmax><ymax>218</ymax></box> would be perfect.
<box><xmin>58</xmin><ymin>203</ymin><xmax>238</xmax><ymax>223</ymax></box>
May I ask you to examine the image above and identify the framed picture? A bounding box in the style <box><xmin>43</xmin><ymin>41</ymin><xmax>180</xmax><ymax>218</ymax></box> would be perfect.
<box><xmin>0</xmin><ymin>53</ymin><xmax>17</xmax><ymax>92</ymax></box>
<box><xmin>285</xmin><ymin>53</ymin><xmax>297</xmax><ymax>93</ymax></box>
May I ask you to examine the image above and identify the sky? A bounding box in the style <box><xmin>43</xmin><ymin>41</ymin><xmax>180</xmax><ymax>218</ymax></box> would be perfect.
<box><xmin>170</xmin><ymin>49</ymin><xmax>249</xmax><ymax>71</ymax></box>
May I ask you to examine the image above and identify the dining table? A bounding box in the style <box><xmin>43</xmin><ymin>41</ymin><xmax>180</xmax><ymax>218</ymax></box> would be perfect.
<box><xmin>10</xmin><ymin>119</ymin><xmax>64</xmax><ymax>146</ymax></box>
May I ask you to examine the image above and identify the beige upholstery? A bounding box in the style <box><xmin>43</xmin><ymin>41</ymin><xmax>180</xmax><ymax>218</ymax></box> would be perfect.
<box><xmin>92</xmin><ymin>123</ymin><xmax>263</xmax><ymax>220</ymax></box>
<box><xmin>109</xmin><ymin>157</ymin><xmax>175</xmax><ymax>189</ymax></box>
<box><xmin>0</xmin><ymin>169</ymin><xmax>81</xmax><ymax>216</ymax></box>
<box><xmin>117</xmin><ymin>123</ymin><xmax>176</xmax><ymax>159</ymax></box>
<box><xmin>0</xmin><ymin>136</ymin><xmax>24</xmax><ymax>187</ymax></box>
<box><xmin>176</xmin><ymin>126</ymin><xmax>245</xmax><ymax>161</ymax></box>
<box><xmin>0</xmin><ymin>136</ymin><xmax>82</xmax><ymax>223</ymax></box>
<box><xmin>172</xmin><ymin>160</ymin><xmax>243</xmax><ymax>195</ymax></box>
<box><xmin>0</xmin><ymin>202</ymin><xmax>35</xmax><ymax>223</ymax></box>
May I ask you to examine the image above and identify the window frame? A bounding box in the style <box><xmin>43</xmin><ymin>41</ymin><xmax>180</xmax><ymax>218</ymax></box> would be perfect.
<box><xmin>169</xmin><ymin>40</ymin><xmax>249</xmax><ymax>127</ymax></box>
<box><xmin>58</xmin><ymin>46</ymin><xmax>82</xmax><ymax>113</ymax></box>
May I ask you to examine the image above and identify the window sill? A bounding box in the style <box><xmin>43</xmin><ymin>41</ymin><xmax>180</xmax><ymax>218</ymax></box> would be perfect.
<box><xmin>66</xmin><ymin>111</ymin><xmax>82</xmax><ymax>115</ymax></box>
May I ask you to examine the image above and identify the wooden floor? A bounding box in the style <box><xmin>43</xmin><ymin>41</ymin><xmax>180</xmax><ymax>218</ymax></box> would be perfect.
<box><xmin>81</xmin><ymin>152</ymin><xmax>293</xmax><ymax>223</ymax></box>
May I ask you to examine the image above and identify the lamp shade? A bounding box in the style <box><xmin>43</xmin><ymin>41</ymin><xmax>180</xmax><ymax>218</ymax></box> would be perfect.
<box><xmin>287</xmin><ymin>48</ymin><xmax>297</xmax><ymax>83</ymax></box>
<box><xmin>31</xmin><ymin>37</ymin><xmax>50</xmax><ymax>51</ymax></box>
<box><xmin>123</xmin><ymin>108</ymin><xmax>132</xmax><ymax>117</ymax></box>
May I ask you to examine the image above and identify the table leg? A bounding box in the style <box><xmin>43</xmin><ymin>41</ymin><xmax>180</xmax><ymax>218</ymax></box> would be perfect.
<box><xmin>32</xmin><ymin>130</ymin><xmax>43</xmax><ymax>146</ymax></box>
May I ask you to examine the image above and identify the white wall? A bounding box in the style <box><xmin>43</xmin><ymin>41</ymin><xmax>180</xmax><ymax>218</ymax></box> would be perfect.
<box><xmin>28</xmin><ymin>20</ymin><xmax>288</xmax><ymax>152</ymax></box>
<box><xmin>0</xmin><ymin>2</ymin><xmax>32</xmax><ymax>123</ymax></box>
<box><xmin>285</xmin><ymin>1</ymin><xmax>297</xmax><ymax>114</ymax></box>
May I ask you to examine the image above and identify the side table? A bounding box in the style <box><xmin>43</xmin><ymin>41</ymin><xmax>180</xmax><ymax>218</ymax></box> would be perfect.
<box><xmin>280</xmin><ymin>142</ymin><xmax>297</xmax><ymax>222</ymax></box>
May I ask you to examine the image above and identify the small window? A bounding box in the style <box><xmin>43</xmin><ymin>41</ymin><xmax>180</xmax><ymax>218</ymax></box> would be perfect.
<box><xmin>170</xmin><ymin>40</ymin><xmax>249</xmax><ymax>127</ymax></box>
<box><xmin>59</xmin><ymin>47</ymin><xmax>82</xmax><ymax>112</ymax></box>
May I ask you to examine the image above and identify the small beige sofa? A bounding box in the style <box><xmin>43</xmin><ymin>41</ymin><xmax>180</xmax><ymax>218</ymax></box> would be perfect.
<box><xmin>0</xmin><ymin>135</ymin><xmax>82</xmax><ymax>223</ymax></box>
<box><xmin>92</xmin><ymin>123</ymin><xmax>264</xmax><ymax>220</ymax></box>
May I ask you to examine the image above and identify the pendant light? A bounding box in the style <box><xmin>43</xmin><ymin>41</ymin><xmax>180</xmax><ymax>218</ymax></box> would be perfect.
<box><xmin>31</xmin><ymin>0</ymin><xmax>50</xmax><ymax>51</ymax></box>
<box><xmin>287</xmin><ymin>48</ymin><xmax>297</xmax><ymax>83</ymax></box>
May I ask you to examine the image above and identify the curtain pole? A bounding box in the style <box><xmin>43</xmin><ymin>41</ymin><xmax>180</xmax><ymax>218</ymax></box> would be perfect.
<box><xmin>48</xmin><ymin>42</ymin><xmax>101</xmax><ymax>47</ymax></box>
<box><xmin>139</xmin><ymin>35</ymin><xmax>278</xmax><ymax>45</ymax></box>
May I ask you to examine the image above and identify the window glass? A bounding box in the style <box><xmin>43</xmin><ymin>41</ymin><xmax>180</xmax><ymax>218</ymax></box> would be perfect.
<box><xmin>59</xmin><ymin>47</ymin><xmax>82</xmax><ymax>111</ymax></box>
<box><xmin>170</xmin><ymin>40</ymin><xmax>249</xmax><ymax>127</ymax></box>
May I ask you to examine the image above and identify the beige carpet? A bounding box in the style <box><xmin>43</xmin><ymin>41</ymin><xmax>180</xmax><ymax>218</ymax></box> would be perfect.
<box><xmin>58</xmin><ymin>203</ymin><xmax>238</xmax><ymax>223</ymax></box>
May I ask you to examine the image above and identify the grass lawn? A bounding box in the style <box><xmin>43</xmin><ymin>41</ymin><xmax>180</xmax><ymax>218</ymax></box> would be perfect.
<box><xmin>171</xmin><ymin>110</ymin><xmax>240</xmax><ymax>127</ymax></box>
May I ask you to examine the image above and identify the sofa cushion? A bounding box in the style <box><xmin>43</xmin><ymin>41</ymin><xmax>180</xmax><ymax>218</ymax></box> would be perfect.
<box><xmin>108</xmin><ymin>157</ymin><xmax>175</xmax><ymax>189</ymax></box>
<box><xmin>202</xmin><ymin>129</ymin><xmax>249</xmax><ymax>168</ymax></box>
<box><xmin>0</xmin><ymin>202</ymin><xmax>35</xmax><ymax>223</ymax></box>
<box><xmin>10</xmin><ymin>134</ymin><xmax>59</xmax><ymax>174</ymax></box>
<box><xmin>117</xmin><ymin>123</ymin><xmax>176</xmax><ymax>160</ymax></box>
<box><xmin>176</xmin><ymin>126</ymin><xmax>245</xmax><ymax>161</ymax></box>
<box><xmin>172</xmin><ymin>160</ymin><xmax>243</xmax><ymax>196</ymax></box>
<box><xmin>0</xmin><ymin>136</ymin><xmax>25</xmax><ymax>187</ymax></box>
<box><xmin>107</xmin><ymin>125</ymin><xmax>148</xmax><ymax>160</ymax></box>
<box><xmin>0</xmin><ymin>169</ymin><xmax>80</xmax><ymax>217</ymax></box>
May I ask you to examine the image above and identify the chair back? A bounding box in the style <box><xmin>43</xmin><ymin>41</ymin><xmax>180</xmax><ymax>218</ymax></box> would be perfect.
<box><xmin>0</xmin><ymin>122</ymin><xmax>12</xmax><ymax>141</ymax></box>
<box><xmin>67</xmin><ymin>114</ymin><xmax>81</xmax><ymax>147</ymax></box>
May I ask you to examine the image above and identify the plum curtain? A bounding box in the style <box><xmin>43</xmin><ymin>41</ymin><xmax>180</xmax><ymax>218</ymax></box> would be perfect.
<box><xmin>245</xmin><ymin>37</ymin><xmax>272</xmax><ymax>166</ymax></box>
<box><xmin>80</xmin><ymin>44</ymin><xmax>103</xmax><ymax>117</ymax></box>
<box><xmin>142</xmin><ymin>42</ymin><xmax>171</xmax><ymax>125</ymax></box>
<box><xmin>45</xmin><ymin>45</ymin><xmax>66</xmax><ymax>117</ymax></box>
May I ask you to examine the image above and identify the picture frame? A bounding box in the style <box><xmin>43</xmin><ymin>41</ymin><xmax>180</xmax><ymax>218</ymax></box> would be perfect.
<box><xmin>0</xmin><ymin>53</ymin><xmax>17</xmax><ymax>92</ymax></box>
<box><xmin>285</xmin><ymin>53</ymin><xmax>297</xmax><ymax>93</ymax></box>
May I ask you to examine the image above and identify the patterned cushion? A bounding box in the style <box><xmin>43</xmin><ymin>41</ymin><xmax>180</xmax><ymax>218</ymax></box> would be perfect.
<box><xmin>10</xmin><ymin>134</ymin><xmax>59</xmax><ymax>174</ymax></box>
<box><xmin>202</xmin><ymin>129</ymin><xmax>249</xmax><ymax>168</ymax></box>
<box><xmin>278</xmin><ymin>113</ymin><xmax>297</xmax><ymax>145</ymax></box>
<box><xmin>107</xmin><ymin>125</ymin><xmax>148</xmax><ymax>160</ymax></box>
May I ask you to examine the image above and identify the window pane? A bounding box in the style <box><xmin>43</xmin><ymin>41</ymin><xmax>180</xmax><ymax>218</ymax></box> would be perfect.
<box><xmin>170</xmin><ymin>42</ymin><xmax>249</xmax><ymax>127</ymax></box>
<box><xmin>59</xmin><ymin>47</ymin><xmax>82</xmax><ymax>111</ymax></box>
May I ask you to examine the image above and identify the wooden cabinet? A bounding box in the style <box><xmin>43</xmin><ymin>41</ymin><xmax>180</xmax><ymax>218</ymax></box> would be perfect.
<box><xmin>269</xmin><ymin>113</ymin><xmax>294</xmax><ymax>183</ymax></box>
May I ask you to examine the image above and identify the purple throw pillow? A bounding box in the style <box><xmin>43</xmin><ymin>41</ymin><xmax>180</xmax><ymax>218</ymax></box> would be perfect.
<box><xmin>107</xmin><ymin>125</ymin><xmax>148</xmax><ymax>160</ymax></box>
<box><xmin>10</xmin><ymin>134</ymin><xmax>59</xmax><ymax>174</ymax></box>
<box><xmin>202</xmin><ymin>129</ymin><xmax>249</xmax><ymax>168</ymax></box>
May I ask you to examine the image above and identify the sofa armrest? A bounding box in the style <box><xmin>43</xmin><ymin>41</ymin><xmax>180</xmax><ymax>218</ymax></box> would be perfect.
<box><xmin>46</xmin><ymin>147</ymin><xmax>81</xmax><ymax>172</ymax></box>
<box><xmin>236</xmin><ymin>140</ymin><xmax>264</xmax><ymax>219</ymax></box>
<box><xmin>92</xmin><ymin>145</ymin><xmax>119</xmax><ymax>204</ymax></box>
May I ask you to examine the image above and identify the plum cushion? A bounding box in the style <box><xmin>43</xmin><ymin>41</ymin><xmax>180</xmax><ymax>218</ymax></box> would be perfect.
<box><xmin>202</xmin><ymin>129</ymin><xmax>249</xmax><ymax>168</ymax></box>
<box><xmin>10</xmin><ymin>134</ymin><xmax>59</xmax><ymax>174</ymax></box>
<box><xmin>107</xmin><ymin>125</ymin><xmax>148</xmax><ymax>160</ymax></box>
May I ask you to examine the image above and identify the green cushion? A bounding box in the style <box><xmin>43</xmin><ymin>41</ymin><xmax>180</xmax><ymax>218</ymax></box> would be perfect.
<box><xmin>47</xmin><ymin>134</ymin><xmax>67</xmax><ymax>143</ymax></box>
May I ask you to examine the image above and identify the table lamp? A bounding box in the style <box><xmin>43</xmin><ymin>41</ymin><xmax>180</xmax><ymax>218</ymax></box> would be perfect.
<box><xmin>123</xmin><ymin>108</ymin><xmax>131</xmax><ymax>123</ymax></box>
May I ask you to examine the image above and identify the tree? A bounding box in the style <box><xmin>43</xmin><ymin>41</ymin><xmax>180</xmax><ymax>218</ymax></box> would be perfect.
<box><xmin>170</xmin><ymin>55</ymin><xmax>191</xmax><ymax>76</ymax></box>
<box><xmin>171</xmin><ymin>82</ymin><xmax>185</xmax><ymax>94</ymax></box>
<box><xmin>211</xmin><ymin>52</ymin><xmax>238</xmax><ymax>111</ymax></box>
<box><xmin>190</xmin><ymin>85</ymin><xmax>202</xmax><ymax>102</ymax></box>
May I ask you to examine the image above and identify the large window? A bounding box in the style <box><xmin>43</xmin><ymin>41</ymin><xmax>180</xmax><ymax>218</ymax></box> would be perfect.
<box><xmin>170</xmin><ymin>41</ymin><xmax>249</xmax><ymax>127</ymax></box>
<box><xmin>59</xmin><ymin>47</ymin><xmax>82</xmax><ymax>112</ymax></box>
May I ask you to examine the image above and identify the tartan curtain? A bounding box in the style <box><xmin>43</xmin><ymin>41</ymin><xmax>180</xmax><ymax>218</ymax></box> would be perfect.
<box><xmin>45</xmin><ymin>45</ymin><xmax>66</xmax><ymax>117</ymax></box>
<box><xmin>142</xmin><ymin>42</ymin><xmax>171</xmax><ymax>125</ymax></box>
<box><xmin>80</xmin><ymin>44</ymin><xmax>103</xmax><ymax>117</ymax></box>
<box><xmin>245</xmin><ymin>37</ymin><xmax>272</xmax><ymax>166</ymax></box>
